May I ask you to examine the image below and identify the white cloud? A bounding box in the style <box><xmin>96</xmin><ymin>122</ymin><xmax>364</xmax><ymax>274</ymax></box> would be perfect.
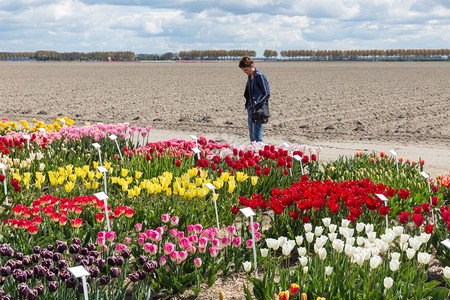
<box><xmin>0</xmin><ymin>0</ymin><xmax>449</xmax><ymax>54</ymax></box>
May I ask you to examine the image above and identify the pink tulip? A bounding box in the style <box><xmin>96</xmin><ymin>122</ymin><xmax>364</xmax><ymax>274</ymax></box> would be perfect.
<box><xmin>159</xmin><ymin>256</ymin><xmax>166</xmax><ymax>266</ymax></box>
<box><xmin>171</xmin><ymin>216</ymin><xmax>179</xmax><ymax>226</ymax></box>
<box><xmin>145</xmin><ymin>126</ymin><xmax>151</xmax><ymax>132</ymax></box>
<box><xmin>187</xmin><ymin>225</ymin><xmax>195</xmax><ymax>234</ymax></box>
<box><xmin>161</xmin><ymin>214</ymin><xmax>170</xmax><ymax>223</ymax></box>
<box><xmin>124</xmin><ymin>237</ymin><xmax>131</xmax><ymax>244</ymax></box>
<box><xmin>163</xmin><ymin>242</ymin><xmax>175</xmax><ymax>255</ymax></box>
<box><xmin>199</xmin><ymin>237</ymin><xmax>208</xmax><ymax>247</ymax></box>
<box><xmin>194</xmin><ymin>224</ymin><xmax>203</xmax><ymax>233</ymax></box>
<box><xmin>232</xmin><ymin>237</ymin><xmax>241</xmax><ymax>248</ymax></box>
<box><xmin>221</xmin><ymin>236</ymin><xmax>231</xmax><ymax>247</ymax></box>
<box><xmin>169</xmin><ymin>229</ymin><xmax>178</xmax><ymax>239</ymax></box>
<box><xmin>198</xmin><ymin>246</ymin><xmax>206</xmax><ymax>253</ymax></box>
<box><xmin>254</xmin><ymin>232</ymin><xmax>261</xmax><ymax>242</ymax></box>
<box><xmin>97</xmin><ymin>237</ymin><xmax>105</xmax><ymax>246</ymax></box>
<box><xmin>188</xmin><ymin>235</ymin><xmax>198</xmax><ymax>243</ymax></box>
<box><xmin>246</xmin><ymin>239</ymin><xmax>253</xmax><ymax>248</ymax></box>
<box><xmin>209</xmin><ymin>246</ymin><xmax>219</xmax><ymax>258</ymax></box>
<box><xmin>194</xmin><ymin>257</ymin><xmax>202</xmax><ymax>268</ymax></box>
<box><xmin>106</xmin><ymin>231</ymin><xmax>116</xmax><ymax>242</ymax></box>
<box><xmin>227</xmin><ymin>226</ymin><xmax>236</xmax><ymax>235</ymax></box>
<box><xmin>212</xmin><ymin>238</ymin><xmax>220</xmax><ymax>247</ymax></box>
<box><xmin>134</xmin><ymin>223</ymin><xmax>142</xmax><ymax>232</ymax></box>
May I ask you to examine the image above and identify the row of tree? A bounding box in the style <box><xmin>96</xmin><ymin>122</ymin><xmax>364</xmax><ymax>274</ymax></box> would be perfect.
<box><xmin>0</xmin><ymin>51</ymin><xmax>135</xmax><ymax>61</ymax></box>
<box><xmin>1</xmin><ymin>49</ymin><xmax>449</xmax><ymax>61</ymax></box>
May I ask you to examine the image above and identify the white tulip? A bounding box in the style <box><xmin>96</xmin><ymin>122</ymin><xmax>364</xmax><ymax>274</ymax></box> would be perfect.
<box><xmin>282</xmin><ymin>241</ymin><xmax>296</xmax><ymax>256</ymax></box>
<box><xmin>370</xmin><ymin>246</ymin><xmax>380</xmax><ymax>256</ymax></box>
<box><xmin>399</xmin><ymin>234</ymin><xmax>410</xmax><ymax>245</ymax></box>
<box><xmin>322</xmin><ymin>218</ymin><xmax>331</xmax><ymax>227</ymax></box>
<box><xmin>318</xmin><ymin>248</ymin><xmax>327</xmax><ymax>260</ymax></box>
<box><xmin>341</xmin><ymin>219</ymin><xmax>350</xmax><ymax>228</ymax></box>
<box><xmin>367</xmin><ymin>232</ymin><xmax>376</xmax><ymax>243</ymax></box>
<box><xmin>420</xmin><ymin>233</ymin><xmax>431</xmax><ymax>244</ymax></box>
<box><xmin>315</xmin><ymin>236</ymin><xmax>328</xmax><ymax>249</ymax></box>
<box><xmin>353</xmin><ymin>252</ymin><xmax>365</xmax><ymax>266</ymax></box>
<box><xmin>303</xmin><ymin>266</ymin><xmax>308</xmax><ymax>274</ymax></box>
<box><xmin>406</xmin><ymin>248</ymin><xmax>416</xmax><ymax>260</ymax></box>
<box><xmin>363</xmin><ymin>248</ymin><xmax>371</xmax><ymax>261</ymax></box>
<box><xmin>443</xmin><ymin>266</ymin><xmax>450</xmax><ymax>279</ymax></box>
<box><xmin>243</xmin><ymin>261</ymin><xmax>252</xmax><ymax>272</ymax></box>
<box><xmin>346</xmin><ymin>237</ymin><xmax>355</xmax><ymax>246</ymax></box>
<box><xmin>328</xmin><ymin>232</ymin><xmax>337</xmax><ymax>242</ymax></box>
<box><xmin>365</xmin><ymin>223</ymin><xmax>374</xmax><ymax>234</ymax></box>
<box><xmin>332</xmin><ymin>239</ymin><xmax>345</xmax><ymax>253</ymax></box>
<box><xmin>356</xmin><ymin>222</ymin><xmax>365</xmax><ymax>233</ymax></box>
<box><xmin>295</xmin><ymin>235</ymin><xmax>304</xmax><ymax>246</ymax></box>
<box><xmin>391</xmin><ymin>252</ymin><xmax>401</xmax><ymax>261</ymax></box>
<box><xmin>325</xmin><ymin>266</ymin><xmax>333</xmax><ymax>276</ymax></box>
<box><xmin>381</xmin><ymin>231</ymin><xmax>395</xmax><ymax>244</ymax></box>
<box><xmin>304</xmin><ymin>223</ymin><xmax>312</xmax><ymax>233</ymax></box>
<box><xmin>384</xmin><ymin>277</ymin><xmax>394</xmax><ymax>289</ymax></box>
<box><xmin>297</xmin><ymin>247</ymin><xmax>306</xmax><ymax>257</ymax></box>
<box><xmin>260</xmin><ymin>248</ymin><xmax>269</xmax><ymax>258</ymax></box>
<box><xmin>306</xmin><ymin>232</ymin><xmax>314</xmax><ymax>244</ymax></box>
<box><xmin>299</xmin><ymin>256</ymin><xmax>308</xmax><ymax>266</ymax></box>
<box><xmin>370</xmin><ymin>255</ymin><xmax>382</xmax><ymax>269</ymax></box>
<box><xmin>328</xmin><ymin>224</ymin><xmax>337</xmax><ymax>233</ymax></box>
<box><xmin>315</xmin><ymin>226</ymin><xmax>324</xmax><ymax>237</ymax></box>
<box><xmin>400</xmin><ymin>242</ymin><xmax>409</xmax><ymax>251</ymax></box>
<box><xmin>345</xmin><ymin>244</ymin><xmax>355</xmax><ymax>257</ymax></box>
<box><xmin>272</xmin><ymin>240</ymin><xmax>280</xmax><ymax>251</ymax></box>
<box><xmin>356</xmin><ymin>236</ymin><xmax>365</xmax><ymax>246</ymax></box>
<box><xmin>266</xmin><ymin>238</ymin><xmax>276</xmax><ymax>249</ymax></box>
<box><xmin>389</xmin><ymin>259</ymin><xmax>400</xmax><ymax>272</ymax></box>
<box><xmin>393</xmin><ymin>226</ymin><xmax>404</xmax><ymax>237</ymax></box>
<box><xmin>409</xmin><ymin>237</ymin><xmax>422</xmax><ymax>251</ymax></box>
<box><xmin>417</xmin><ymin>252</ymin><xmax>431</xmax><ymax>265</ymax></box>
<box><xmin>278</xmin><ymin>236</ymin><xmax>288</xmax><ymax>247</ymax></box>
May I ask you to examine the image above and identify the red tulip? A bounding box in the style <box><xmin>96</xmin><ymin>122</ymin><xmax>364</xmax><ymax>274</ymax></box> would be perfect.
<box><xmin>425</xmin><ymin>223</ymin><xmax>433</xmax><ymax>234</ymax></box>
<box><xmin>0</xmin><ymin>174</ymin><xmax>5</xmax><ymax>182</ymax></box>
<box><xmin>230</xmin><ymin>205</ymin><xmax>239</xmax><ymax>215</ymax></box>
<box><xmin>399</xmin><ymin>211</ymin><xmax>410</xmax><ymax>224</ymax></box>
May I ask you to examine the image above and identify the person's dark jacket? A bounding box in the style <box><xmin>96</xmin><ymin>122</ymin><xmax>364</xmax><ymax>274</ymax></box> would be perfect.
<box><xmin>244</xmin><ymin>68</ymin><xmax>270</xmax><ymax>110</ymax></box>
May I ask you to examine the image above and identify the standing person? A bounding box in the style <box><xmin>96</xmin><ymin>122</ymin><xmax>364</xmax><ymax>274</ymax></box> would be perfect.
<box><xmin>239</xmin><ymin>56</ymin><xmax>271</xmax><ymax>143</ymax></box>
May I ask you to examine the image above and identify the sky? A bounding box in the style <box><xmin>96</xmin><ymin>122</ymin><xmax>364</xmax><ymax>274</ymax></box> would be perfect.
<box><xmin>1</xmin><ymin>0</ymin><xmax>450</xmax><ymax>56</ymax></box>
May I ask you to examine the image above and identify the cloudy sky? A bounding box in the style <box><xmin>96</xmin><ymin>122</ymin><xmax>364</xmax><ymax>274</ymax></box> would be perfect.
<box><xmin>1</xmin><ymin>0</ymin><xmax>449</xmax><ymax>56</ymax></box>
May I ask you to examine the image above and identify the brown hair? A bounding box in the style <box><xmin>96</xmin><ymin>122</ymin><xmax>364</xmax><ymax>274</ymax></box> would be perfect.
<box><xmin>239</xmin><ymin>56</ymin><xmax>253</xmax><ymax>68</ymax></box>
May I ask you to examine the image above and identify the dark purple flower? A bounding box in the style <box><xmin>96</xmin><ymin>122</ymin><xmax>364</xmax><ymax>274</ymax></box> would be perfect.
<box><xmin>106</xmin><ymin>257</ymin><xmax>116</xmax><ymax>266</ymax></box>
<box><xmin>31</xmin><ymin>253</ymin><xmax>40</xmax><ymax>263</ymax></box>
<box><xmin>72</xmin><ymin>237</ymin><xmax>81</xmax><ymax>245</ymax></box>
<box><xmin>0</xmin><ymin>266</ymin><xmax>11</xmax><ymax>276</ymax></box>
<box><xmin>0</xmin><ymin>277</ymin><xmax>5</xmax><ymax>285</ymax></box>
<box><xmin>88</xmin><ymin>251</ymin><xmax>99</xmax><ymax>259</ymax></box>
<box><xmin>48</xmin><ymin>281</ymin><xmax>59</xmax><ymax>292</ymax></box>
<box><xmin>14</xmin><ymin>261</ymin><xmax>23</xmax><ymax>269</ymax></box>
<box><xmin>5</xmin><ymin>261</ymin><xmax>15</xmax><ymax>270</ymax></box>
<box><xmin>99</xmin><ymin>275</ymin><xmax>110</xmax><ymax>285</ymax></box>
<box><xmin>52</xmin><ymin>253</ymin><xmax>61</xmax><ymax>262</ymax></box>
<box><xmin>115</xmin><ymin>256</ymin><xmax>124</xmax><ymax>266</ymax></box>
<box><xmin>128</xmin><ymin>273</ymin><xmax>139</xmax><ymax>282</ymax></box>
<box><xmin>41</xmin><ymin>258</ymin><xmax>53</xmax><ymax>268</ymax></box>
<box><xmin>49</xmin><ymin>267</ymin><xmax>59</xmax><ymax>276</ymax></box>
<box><xmin>80</xmin><ymin>259</ymin><xmax>90</xmax><ymax>267</ymax></box>
<box><xmin>55</xmin><ymin>241</ymin><xmax>68</xmax><ymax>253</ymax></box>
<box><xmin>138</xmin><ymin>255</ymin><xmax>147</xmax><ymax>265</ymax></box>
<box><xmin>87</xmin><ymin>243</ymin><xmax>95</xmax><ymax>251</ymax></box>
<box><xmin>97</xmin><ymin>259</ymin><xmax>106</xmax><ymax>269</ymax></box>
<box><xmin>65</xmin><ymin>277</ymin><xmax>77</xmax><ymax>289</ymax></box>
<box><xmin>69</xmin><ymin>244</ymin><xmax>80</xmax><ymax>254</ymax></box>
<box><xmin>59</xmin><ymin>270</ymin><xmax>71</xmax><ymax>281</ymax></box>
<box><xmin>13</xmin><ymin>269</ymin><xmax>27</xmax><ymax>282</ymax></box>
<box><xmin>33</xmin><ymin>246</ymin><xmax>41</xmax><ymax>254</ymax></box>
<box><xmin>46</xmin><ymin>271</ymin><xmax>55</xmax><ymax>281</ymax></box>
<box><xmin>18</xmin><ymin>283</ymin><xmax>29</xmax><ymax>296</ymax></box>
<box><xmin>80</xmin><ymin>248</ymin><xmax>88</xmax><ymax>256</ymax></box>
<box><xmin>143</xmin><ymin>261</ymin><xmax>157</xmax><ymax>272</ymax></box>
<box><xmin>33</xmin><ymin>266</ymin><xmax>46</xmax><ymax>278</ymax></box>
<box><xmin>26</xmin><ymin>289</ymin><xmax>38</xmax><ymax>300</ymax></box>
<box><xmin>89</xmin><ymin>267</ymin><xmax>99</xmax><ymax>278</ymax></box>
<box><xmin>137</xmin><ymin>270</ymin><xmax>146</xmax><ymax>280</ymax></box>
<box><xmin>109</xmin><ymin>267</ymin><xmax>120</xmax><ymax>278</ymax></box>
<box><xmin>15</xmin><ymin>253</ymin><xmax>24</xmax><ymax>260</ymax></box>
<box><xmin>22</xmin><ymin>256</ymin><xmax>31</xmax><ymax>266</ymax></box>
<box><xmin>25</xmin><ymin>270</ymin><xmax>33</xmax><ymax>279</ymax></box>
<box><xmin>46</xmin><ymin>245</ymin><xmax>54</xmax><ymax>251</ymax></box>
<box><xmin>88</xmin><ymin>256</ymin><xmax>96</xmax><ymax>265</ymax></box>
<box><xmin>3</xmin><ymin>294</ymin><xmax>14</xmax><ymax>300</ymax></box>
<box><xmin>121</xmin><ymin>249</ymin><xmax>131</xmax><ymax>259</ymax></box>
<box><xmin>58</xmin><ymin>260</ymin><xmax>68</xmax><ymax>269</ymax></box>
<box><xmin>35</xmin><ymin>285</ymin><xmax>44</xmax><ymax>295</ymax></box>
<box><xmin>5</xmin><ymin>247</ymin><xmax>14</xmax><ymax>257</ymax></box>
<box><xmin>74</xmin><ymin>254</ymin><xmax>83</xmax><ymax>262</ymax></box>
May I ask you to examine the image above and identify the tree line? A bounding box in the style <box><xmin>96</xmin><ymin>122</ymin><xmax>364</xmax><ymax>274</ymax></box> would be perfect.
<box><xmin>1</xmin><ymin>48</ymin><xmax>449</xmax><ymax>61</ymax></box>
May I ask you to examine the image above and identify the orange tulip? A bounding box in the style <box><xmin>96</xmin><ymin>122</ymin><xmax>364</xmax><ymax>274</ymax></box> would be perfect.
<box><xmin>290</xmin><ymin>283</ymin><xmax>300</xmax><ymax>296</ymax></box>
<box><xmin>301</xmin><ymin>293</ymin><xmax>307</xmax><ymax>300</ymax></box>
<box><xmin>279</xmin><ymin>291</ymin><xmax>290</xmax><ymax>300</ymax></box>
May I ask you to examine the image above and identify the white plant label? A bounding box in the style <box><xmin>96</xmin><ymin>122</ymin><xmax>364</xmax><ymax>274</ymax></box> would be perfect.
<box><xmin>38</xmin><ymin>128</ymin><xmax>46</xmax><ymax>132</ymax></box>
<box><xmin>60</xmin><ymin>119</ymin><xmax>66</xmax><ymax>124</ymax></box>
<box><xmin>390</xmin><ymin>150</ymin><xmax>398</xmax><ymax>156</ymax></box>
<box><xmin>375</xmin><ymin>194</ymin><xmax>388</xmax><ymax>201</ymax></box>
<box><xmin>23</xmin><ymin>135</ymin><xmax>31</xmax><ymax>140</ymax></box>
<box><xmin>205</xmin><ymin>183</ymin><xmax>215</xmax><ymax>190</ymax></box>
<box><xmin>282</xmin><ymin>142</ymin><xmax>290</xmax><ymax>148</ymax></box>
<box><xmin>420</xmin><ymin>171</ymin><xmax>429</xmax><ymax>179</ymax></box>
<box><xmin>94</xmin><ymin>192</ymin><xmax>109</xmax><ymax>201</ymax></box>
<box><xmin>97</xmin><ymin>166</ymin><xmax>108</xmax><ymax>173</ymax></box>
<box><xmin>92</xmin><ymin>143</ymin><xmax>101</xmax><ymax>149</ymax></box>
<box><xmin>240</xmin><ymin>207</ymin><xmax>256</xmax><ymax>218</ymax></box>
<box><xmin>293</xmin><ymin>155</ymin><xmax>302</xmax><ymax>161</ymax></box>
<box><xmin>190</xmin><ymin>135</ymin><xmax>198</xmax><ymax>140</ymax></box>
<box><xmin>109</xmin><ymin>134</ymin><xmax>117</xmax><ymax>140</ymax></box>
<box><xmin>441</xmin><ymin>239</ymin><xmax>450</xmax><ymax>250</ymax></box>
<box><xmin>192</xmin><ymin>147</ymin><xmax>201</xmax><ymax>154</ymax></box>
<box><xmin>68</xmin><ymin>266</ymin><xmax>90</xmax><ymax>278</ymax></box>
<box><xmin>0</xmin><ymin>164</ymin><xmax>5</xmax><ymax>170</ymax></box>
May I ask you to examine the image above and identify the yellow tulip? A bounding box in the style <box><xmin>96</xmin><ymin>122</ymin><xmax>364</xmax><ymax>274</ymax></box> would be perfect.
<box><xmin>121</xmin><ymin>168</ymin><xmax>129</xmax><ymax>177</ymax></box>
<box><xmin>104</xmin><ymin>161</ymin><xmax>111</xmax><ymax>170</ymax></box>
<box><xmin>93</xmin><ymin>161</ymin><xmax>99</xmax><ymax>169</ymax></box>
<box><xmin>92</xmin><ymin>181</ymin><xmax>99</xmax><ymax>189</ymax></box>
<box><xmin>220</xmin><ymin>172</ymin><xmax>230</xmax><ymax>182</ymax></box>
<box><xmin>135</xmin><ymin>171</ymin><xmax>143</xmax><ymax>179</ymax></box>
<box><xmin>126</xmin><ymin>176</ymin><xmax>133</xmax><ymax>185</ymax></box>
<box><xmin>84</xmin><ymin>181</ymin><xmax>92</xmax><ymax>189</ymax></box>
<box><xmin>166</xmin><ymin>188</ymin><xmax>172</xmax><ymax>196</ymax></box>
<box><xmin>122</xmin><ymin>183</ymin><xmax>128</xmax><ymax>192</ymax></box>
<box><xmin>228</xmin><ymin>180</ymin><xmax>236</xmax><ymax>194</ymax></box>
<box><xmin>96</xmin><ymin>171</ymin><xmax>102</xmax><ymax>179</ymax></box>
<box><xmin>236</xmin><ymin>172</ymin><xmax>249</xmax><ymax>182</ymax></box>
<box><xmin>195</xmin><ymin>177</ymin><xmax>203</xmax><ymax>187</ymax></box>
<box><xmin>199</xmin><ymin>170</ymin><xmax>208</xmax><ymax>179</ymax></box>
<box><xmin>57</xmin><ymin>176</ymin><xmax>65</xmax><ymax>185</ymax></box>
<box><xmin>188</xmin><ymin>168</ymin><xmax>198</xmax><ymax>178</ymax></box>
<box><xmin>65</xmin><ymin>181</ymin><xmax>75</xmax><ymax>193</ymax></box>
<box><xmin>251</xmin><ymin>176</ymin><xmax>258</xmax><ymax>186</ymax></box>
<box><xmin>69</xmin><ymin>174</ymin><xmax>77</xmax><ymax>182</ymax></box>
<box><xmin>83</xmin><ymin>165</ymin><xmax>90</xmax><ymax>173</ymax></box>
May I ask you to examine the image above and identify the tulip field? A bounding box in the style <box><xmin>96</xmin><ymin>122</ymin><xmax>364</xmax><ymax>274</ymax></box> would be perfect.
<box><xmin>0</xmin><ymin>117</ymin><xmax>449</xmax><ymax>299</ymax></box>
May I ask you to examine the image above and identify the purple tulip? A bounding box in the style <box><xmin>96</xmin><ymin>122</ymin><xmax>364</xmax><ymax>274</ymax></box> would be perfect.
<box><xmin>46</xmin><ymin>245</ymin><xmax>53</xmax><ymax>251</ymax></box>
<box><xmin>138</xmin><ymin>255</ymin><xmax>147</xmax><ymax>265</ymax></box>
<box><xmin>13</xmin><ymin>269</ymin><xmax>27</xmax><ymax>282</ymax></box>
<box><xmin>89</xmin><ymin>267</ymin><xmax>99</xmax><ymax>278</ymax></box>
<box><xmin>42</xmin><ymin>258</ymin><xmax>52</xmax><ymax>268</ymax></box>
<box><xmin>46</xmin><ymin>271</ymin><xmax>55</xmax><ymax>281</ymax></box>
<box><xmin>75</xmin><ymin>254</ymin><xmax>83</xmax><ymax>262</ymax></box>
<box><xmin>31</xmin><ymin>253</ymin><xmax>40</xmax><ymax>263</ymax></box>
<box><xmin>26</xmin><ymin>289</ymin><xmax>38</xmax><ymax>300</ymax></box>
<box><xmin>15</xmin><ymin>260</ymin><xmax>23</xmax><ymax>269</ymax></box>
<box><xmin>0</xmin><ymin>266</ymin><xmax>11</xmax><ymax>276</ymax></box>
<box><xmin>121</xmin><ymin>249</ymin><xmax>131</xmax><ymax>259</ymax></box>
<box><xmin>5</xmin><ymin>248</ymin><xmax>14</xmax><ymax>257</ymax></box>
<box><xmin>18</xmin><ymin>283</ymin><xmax>29</xmax><ymax>296</ymax></box>
<box><xmin>110</xmin><ymin>267</ymin><xmax>120</xmax><ymax>278</ymax></box>
<box><xmin>15</xmin><ymin>252</ymin><xmax>24</xmax><ymax>260</ymax></box>
<box><xmin>78</xmin><ymin>282</ymin><xmax>89</xmax><ymax>293</ymax></box>
<box><xmin>25</xmin><ymin>269</ymin><xmax>33</xmax><ymax>279</ymax></box>
<box><xmin>41</xmin><ymin>250</ymin><xmax>53</xmax><ymax>259</ymax></box>
<box><xmin>143</xmin><ymin>261</ymin><xmax>157</xmax><ymax>272</ymax></box>
<box><xmin>55</xmin><ymin>241</ymin><xmax>68</xmax><ymax>253</ymax></box>
<box><xmin>52</xmin><ymin>253</ymin><xmax>61</xmax><ymax>261</ymax></box>
<box><xmin>128</xmin><ymin>273</ymin><xmax>139</xmax><ymax>282</ymax></box>
<box><xmin>48</xmin><ymin>281</ymin><xmax>59</xmax><ymax>292</ymax></box>
<box><xmin>33</xmin><ymin>246</ymin><xmax>41</xmax><ymax>254</ymax></box>
<box><xmin>5</xmin><ymin>261</ymin><xmax>15</xmax><ymax>270</ymax></box>
<box><xmin>115</xmin><ymin>256</ymin><xmax>124</xmax><ymax>266</ymax></box>
<box><xmin>65</xmin><ymin>277</ymin><xmax>77</xmax><ymax>288</ymax></box>
<box><xmin>80</xmin><ymin>248</ymin><xmax>88</xmax><ymax>256</ymax></box>
<box><xmin>59</xmin><ymin>270</ymin><xmax>71</xmax><ymax>281</ymax></box>
<box><xmin>69</xmin><ymin>244</ymin><xmax>81</xmax><ymax>254</ymax></box>
<box><xmin>0</xmin><ymin>277</ymin><xmax>5</xmax><ymax>285</ymax></box>
<box><xmin>33</xmin><ymin>266</ymin><xmax>45</xmax><ymax>278</ymax></box>
<box><xmin>87</xmin><ymin>243</ymin><xmax>95</xmax><ymax>251</ymax></box>
<box><xmin>35</xmin><ymin>285</ymin><xmax>44</xmax><ymax>295</ymax></box>
<box><xmin>22</xmin><ymin>256</ymin><xmax>31</xmax><ymax>266</ymax></box>
<box><xmin>58</xmin><ymin>260</ymin><xmax>68</xmax><ymax>269</ymax></box>
<box><xmin>72</xmin><ymin>237</ymin><xmax>81</xmax><ymax>245</ymax></box>
<box><xmin>107</xmin><ymin>257</ymin><xmax>116</xmax><ymax>266</ymax></box>
<box><xmin>137</xmin><ymin>270</ymin><xmax>146</xmax><ymax>280</ymax></box>
<box><xmin>99</xmin><ymin>275</ymin><xmax>110</xmax><ymax>285</ymax></box>
<box><xmin>88</xmin><ymin>251</ymin><xmax>99</xmax><ymax>259</ymax></box>
<box><xmin>97</xmin><ymin>259</ymin><xmax>106</xmax><ymax>269</ymax></box>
